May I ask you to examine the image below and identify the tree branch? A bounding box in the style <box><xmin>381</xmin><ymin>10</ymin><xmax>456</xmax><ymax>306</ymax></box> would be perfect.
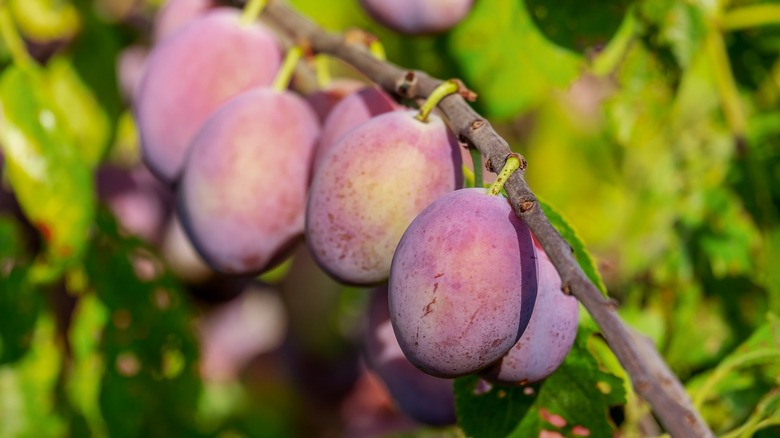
<box><xmin>261</xmin><ymin>1</ymin><xmax>713</xmax><ymax>436</ymax></box>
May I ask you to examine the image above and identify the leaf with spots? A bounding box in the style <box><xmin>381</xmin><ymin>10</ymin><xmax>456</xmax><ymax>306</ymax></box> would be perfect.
<box><xmin>455</xmin><ymin>327</ymin><xmax>625</xmax><ymax>437</ymax></box>
<box><xmin>0</xmin><ymin>64</ymin><xmax>95</xmax><ymax>270</ymax></box>
<box><xmin>83</xmin><ymin>210</ymin><xmax>202</xmax><ymax>437</ymax></box>
<box><xmin>508</xmin><ymin>327</ymin><xmax>626</xmax><ymax>437</ymax></box>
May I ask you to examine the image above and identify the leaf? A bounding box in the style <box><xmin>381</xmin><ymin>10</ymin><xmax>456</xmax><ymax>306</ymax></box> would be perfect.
<box><xmin>84</xmin><ymin>210</ymin><xmax>203</xmax><ymax>438</ymax></box>
<box><xmin>687</xmin><ymin>314</ymin><xmax>780</xmax><ymax>433</ymax></box>
<box><xmin>0</xmin><ymin>266</ymin><xmax>42</xmax><ymax>364</ymax></box>
<box><xmin>447</xmin><ymin>0</ymin><xmax>583</xmax><ymax>119</ymax></box>
<box><xmin>524</xmin><ymin>0</ymin><xmax>632</xmax><ymax>53</ymax></box>
<box><xmin>454</xmin><ymin>376</ymin><xmax>538</xmax><ymax>438</ymax></box>
<box><xmin>539</xmin><ymin>199</ymin><xmax>608</xmax><ymax>296</ymax></box>
<box><xmin>0</xmin><ymin>65</ymin><xmax>95</xmax><ymax>268</ymax></box>
<box><xmin>508</xmin><ymin>327</ymin><xmax>626</xmax><ymax>437</ymax></box>
<box><xmin>8</xmin><ymin>0</ymin><xmax>80</xmax><ymax>42</ymax></box>
<box><xmin>455</xmin><ymin>328</ymin><xmax>626</xmax><ymax>437</ymax></box>
<box><xmin>47</xmin><ymin>56</ymin><xmax>111</xmax><ymax>168</ymax></box>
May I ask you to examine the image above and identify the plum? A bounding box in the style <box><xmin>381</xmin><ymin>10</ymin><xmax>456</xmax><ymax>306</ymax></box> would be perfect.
<box><xmin>388</xmin><ymin>188</ymin><xmax>538</xmax><ymax>378</ymax></box>
<box><xmin>315</xmin><ymin>86</ymin><xmax>399</xmax><ymax>168</ymax></box>
<box><xmin>306</xmin><ymin>78</ymin><xmax>366</xmax><ymax>122</ymax></box>
<box><xmin>364</xmin><ymin>286</ymin><xmax>456</xmax><ymax>426</ymax></box>
<box><xmin>153</xmin><ymin>0</ymin><xmax>214</xmax><ymax>42</ymax></box>
<box><xmin>359</xmin><ymin>0</ymin><xmax>474</xmax><ymax>35</ymax></box>
<box><xmin>483</xmin><ymin>237</ymin><xmax>579</xmax><ymax>385</ymax></box>
<box><xmin>135</xmin><ymin>8</ymin><xmax>280</xmax><ymax>184</ymax></box>
<box><xmin>177</xmin><ymin>88</ymin><xmax>319</xmax><ymax>275</ymax></box>
<box><xmin>306</xmin><ymin>110</ymin><xmax>462</xmax><ymax>285</ymax></box>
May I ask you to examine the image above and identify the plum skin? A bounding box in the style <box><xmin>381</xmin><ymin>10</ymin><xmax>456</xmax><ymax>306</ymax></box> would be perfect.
<box><xmin>135</xmin><ymin>8</ymin><xmax>280</xmax><ymax>184</ymax></box>
<box><xmin>306</xmin><ymin>110</ymin><xmax>462</xmax><ymax>286</ymax></box>
<box><xmin>177</xmin><ymin>88</ymin><xmax>319</xmax><ymax>275</ymax></box>
<box><xmin>364</xmin><ymin>286</ymin><xmax>456</xmax><ymax>426</ymax></box>
<box><xmin>388</xmin><ymin>188</ymin><xmax>538</xmax><ymax>378</ymax></box>
<box><xmin>359</xmin><ymin>0</ymin><xmax>475</xmax><ymax>35</ymax></box>
<box><xmin>483</xmin><ymin>238</ymin><xmax>579</xmax><ymax>385</ymax></box>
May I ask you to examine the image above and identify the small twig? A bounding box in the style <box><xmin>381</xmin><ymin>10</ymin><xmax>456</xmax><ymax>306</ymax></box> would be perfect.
<box><xmin>260</xmin><ymin>1</ymin><xmax>714</xmax><ymax>436</ymax></box>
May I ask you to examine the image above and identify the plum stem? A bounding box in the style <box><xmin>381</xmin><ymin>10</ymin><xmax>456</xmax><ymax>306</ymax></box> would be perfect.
<box><xmin>272</xmin><ymin>45</ymin><xmax>303</xmax><ymax>92</ymax></box>
<box><xmin>369</xmin><ymin>40</ymin><xmax>386</xmax><ymax>61</ymax></box>
<box><xmin>239</xmin><ymin>0</ymin><xmax>267</xmax><ymax>26</ymax></box>
<box><xmin>470</xmin><ymin>148</ymin><xmax>483</xmax><ymax>188</ymax></box>
<box><xmin>0</xmin><ymin>5</ymin><xmax>32</xmax><ymax>68</ymax></box>
<box><xmin>415</xmin><ymin>80</ymin><xmax>460</xmax><ymax>123</ymax></box>
<box><xmin>487</xmin><ymin>154</ymin><xmax>521</xmax><ymax>196</ymax></box>
<box><xmin>315</xmin><ymin>54</ymin><xmax>332</xmax><ymax>88</ymax></box>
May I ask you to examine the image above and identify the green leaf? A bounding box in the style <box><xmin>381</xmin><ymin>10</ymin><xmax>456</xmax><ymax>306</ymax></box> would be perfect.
<box><xmin>47</xmin><ymin>55</ymin><xmax>111</xmax><ymax>168</ymax></box>
<box><xmin>524</xmin><ymin>0</ymin><xmax>632</xmax><ymax>53</ymax></box>
<box><xmin>508</xmin><ymin>328</ymin><xmax>626</xmax><ymax>437</ymax></box>
<box><xmin>454</xmin><ymin>376</ymin><xmax>538</xmax><ymax>438</ymax></box>
<box><xmin>448</xmin><ymin>0</ymin><xmax>583</xmax><ymax>119</ymax></box>
<box><xmin>687</xmin><ymin>314</ymin><xmax>780</xmax><ymax>433</ymax></box>
<box><xmin>455</xmin><ymin>328</ymin><xmax>625</xmax><ymax>437</ymax></box>
<box><xmin>84</xmin><ymin>210</ymin><xmax>203</xmax><ymax>438</ymax></box>
<box><xmin>539</xmin><ymin>199</ymin><xmax>608</xmax><ymax>296</ymax></box>
<box><xmin>0</xmin><ymin>266</ymin><xmax>42</xmax><ymax>364</ymax></box>
<box><xmin>0</xmin><ymin>64</ymin><xmax>95</xmax><ymax>268</ymax></box>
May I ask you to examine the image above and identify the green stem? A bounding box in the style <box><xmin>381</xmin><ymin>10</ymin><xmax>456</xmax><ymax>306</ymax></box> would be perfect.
<box><xmin>416</xmin><ymin>80</ymin><xmax>460</xmax><ymax>122</ymax></box>
<box><xmin>721</xmin><ymin>5</ymin><xmax>780</xmax><ymax>31</ymax></box>
<box><xmin>705</xmin><ymin>29</ymin><xmax>747</xmax><ymax>139</ymax></box>
<box><xmin>239</xmin><ymin>0</ymin><xmax>267</xmax><ymax>26</ymax></box>
<box><xmin>272</xmin><ymin>46</ymin><xmax>303</xmax><ymax>92</ymax></box>
<box><xmin>0</xmin><ymin>5</ymin><xmax>32</xmax><ymax>67</ymax></box>
<box><xmin>470</xmin><ymin>148</ymin><xmax>483</xmax><ymax>188</ymax></box>
<box><xmin>315</xmin><ymin>54</ymin><xmax>331</xmax><ymax>89</ymax></box>
<box><xmin>487</xmin><ymin>154</ymin><xmax>522</xmax><ymax>196</ymax></box>
<box><xmin>369</xmin><ymin>40</ymin><xmax>386</xmax><ymax>61</ymax></box>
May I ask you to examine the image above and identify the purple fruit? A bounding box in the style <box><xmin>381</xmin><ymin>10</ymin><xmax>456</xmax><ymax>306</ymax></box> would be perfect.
<box><xmin>306</xmin><ymin>110</ymin><xmax>462</xmax><ymax>285</ymax></box>
<box><xmin>359</xmin><ymin>0</ymin><xmax>474</xmax><ymax>35</ymax></box>
<box><xmin>388</xmin><ymin>188</ymin><xmax>537</xmax><ymax>378</ymax></box>
<box><xmin>178</xmin><ymin>88</ymin><xmax>319</xmax><ymax>275</ymax></box>
<box><xmin>365</xmin><ymin>286</ymin><xmax>456</xmax><ymax>426</ymax></box>
<box><xmin>315</xmin><ymin>86</ymin><xmax>399</xmax><ymax>168</ymax></box>
<box><xmin>483</xmin><ymin>238</ymin><xmax>579</xmax><ymax>385</ymax></box>
<box><xmin>153</xmin><ymin>0</ymin><xmax>214</xmax><ymax>42</ymax></box>
<box><xmin>135</xmin><ymin>8</ymin><xmax>281</xmax><ymax>184</ymax></box>
<box><xmin>306</xmin><ymin>78</ymin><xmax>366</xmax><ymax>123</ymax></box>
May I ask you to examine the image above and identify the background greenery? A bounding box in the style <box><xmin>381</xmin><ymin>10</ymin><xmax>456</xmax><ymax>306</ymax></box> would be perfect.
<box><xmin>0</xmin><ymin>0</ymin><xmax>778</xmax><ymax>436</ymax></box>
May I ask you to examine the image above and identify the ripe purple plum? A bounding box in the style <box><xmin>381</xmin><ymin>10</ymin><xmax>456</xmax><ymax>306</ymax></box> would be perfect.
<box><xmin>388</xmin><ymin>188</ymin><xmax>538</xmax><ymax>378</ymax></box>
<box><xmin>315</xmin><ymin>86</ymin><xmax>399</xmax><ymax>167</ymax></box>
<box><xmin>365</xmin><ymin>286</ymin><xmax>456</xmax><ymax>426</ymax></box>
<box><xmin>135</xmin><ymin>8</ymin><xmax>280</xmax><ymax>184</ymax></box>
<box><xmin>153</xmin><ymin>0</ymin><xmax>214</xmax><ymax>42</ymax></box>
<box><xmin>306</xmin><ymin>78</ymin><xmax>366</xmax><ymax>122</ymax></box>
<box><xmin>359</xmin><ymin>0</ymin><xmax>475</xmax><ymax>35</ymax></box>
<box><xmin>178</xmin><ymin>88</ymin><xmax>319</xmax><ymax>275</ymax></box>
<box><xmin>96</xmin><ymin>164</ymin><xmax>173</xmax><ymax>244</ymax></box>
<box><xmin>306</xmin><ymin>110</ymin><xmax>462</xmax><ymax>285</ymax></box>
<box><xmin>483</xmin><ymin>238</ymin><xmax>579</xmax><ymax>385</ymax></box>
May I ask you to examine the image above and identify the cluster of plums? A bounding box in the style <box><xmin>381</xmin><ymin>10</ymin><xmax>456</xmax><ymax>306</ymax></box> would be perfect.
<box><xmin>135</xmin><ymin>0</ymin><xmax>577</xmax><ymax>427</ymax></box>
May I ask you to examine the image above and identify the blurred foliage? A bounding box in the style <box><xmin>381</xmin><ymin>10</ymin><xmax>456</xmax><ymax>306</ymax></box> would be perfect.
<box><xmin>0</xmin><ymin>0</ymin><xmax>777</xmax><ymax>436</ymax></box>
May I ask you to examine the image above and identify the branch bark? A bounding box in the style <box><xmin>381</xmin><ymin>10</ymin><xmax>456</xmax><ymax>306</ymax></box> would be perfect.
<box><xmin>261</xmin><ymin>1</ymin><xmax>714</xmax><ymax>436</ymax></box>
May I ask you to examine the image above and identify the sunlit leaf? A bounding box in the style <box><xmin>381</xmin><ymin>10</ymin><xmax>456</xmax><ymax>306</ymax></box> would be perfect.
<box><xmin>0</xmin><ymin>65</ymin><xmax>95</xmax><ymax>268</ymax></box>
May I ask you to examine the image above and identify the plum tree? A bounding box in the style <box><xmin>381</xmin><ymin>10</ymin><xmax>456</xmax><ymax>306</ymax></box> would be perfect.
<box><xmin>305</xmin><ymin>109</ymin><xmax>462</xmax><ymax>285</ymax></box>
<box><xmin>388</xmin><ymin>187</ymin><xmax>538</xmax><ymax>378</ymax></box>
<box><xmin>364</xmin><ymin>286</ymin><xmax>456</xmax><ymax>426</ymax></box>
<box><xmin>177</xmin><ymin>88</ymin><xmax>319</xmax><ymax>274</ymax></box>
<box><xmin>358</xmin><ymin>0</ymin><xmax>475</xmax><ymax>35</ymax></box>
<box><xmin>483</xmin><ymin>236</ymin><xmax>579</xmax><ymax>385</ymax></box>
<box><xmin>135</xmin><ymin>8</ymin><xmax>281</xmax><ymax>183</ymax></box>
